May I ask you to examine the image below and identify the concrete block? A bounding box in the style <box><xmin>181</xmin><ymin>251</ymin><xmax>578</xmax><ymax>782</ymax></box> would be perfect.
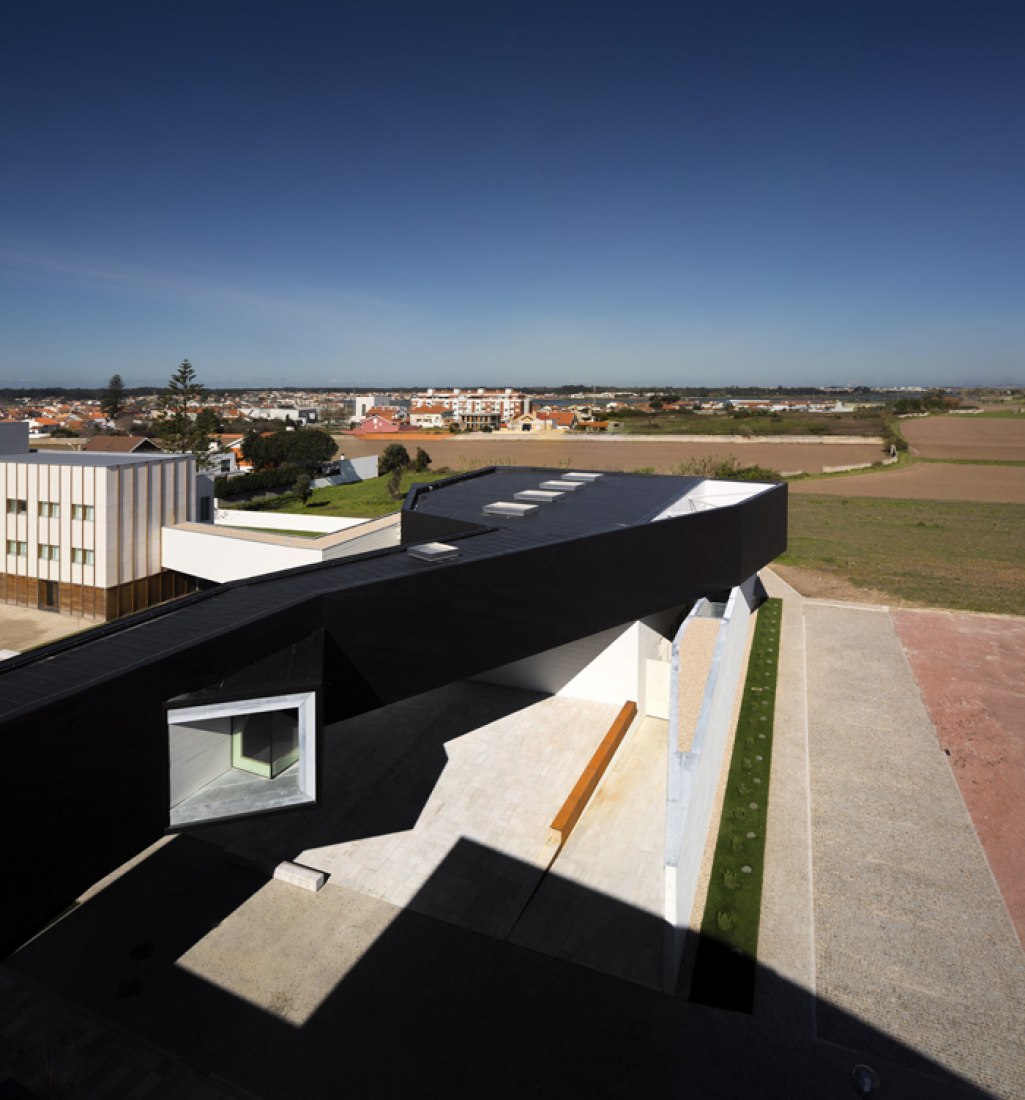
<box><xmin>273</xmin><ymin>861</ymin><xmax>328</xmax><ymax>892</ymax></box>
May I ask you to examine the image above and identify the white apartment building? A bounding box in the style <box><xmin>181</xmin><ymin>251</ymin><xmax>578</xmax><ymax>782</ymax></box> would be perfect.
<box><xmin>411</xmin><ymin>388</ymin><xmax>531</xmax><ymax>430</ymax></box>
<box><xmin>1</xmin><ymin>423</ymin><xmax>203</xmax><ymax>619</ymax></box>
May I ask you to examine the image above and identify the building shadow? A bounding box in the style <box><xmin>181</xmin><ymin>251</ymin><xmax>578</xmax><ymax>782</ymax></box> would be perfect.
<box><xmin>4</xmin><ymin>835</ymin><xmax>995</xmax><ymax>1100</ymax></box>
<box><xmin>189</xmin><ymin>679</ymin><xmax>548</xmax><ymax>864</ymax></box>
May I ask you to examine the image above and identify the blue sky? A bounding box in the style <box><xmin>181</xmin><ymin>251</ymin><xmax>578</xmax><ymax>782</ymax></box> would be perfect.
<box><xmin>1</xmin><ymin>0</ymin><xmax>1022</xmax><ymax>388</ymax></box>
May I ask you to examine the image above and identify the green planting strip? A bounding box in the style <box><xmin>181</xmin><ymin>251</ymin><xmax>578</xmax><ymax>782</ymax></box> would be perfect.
<box><xmin>689</xmin><ymin>597</ymin><xmax>782</xmax><ymax>1013</ymax></box>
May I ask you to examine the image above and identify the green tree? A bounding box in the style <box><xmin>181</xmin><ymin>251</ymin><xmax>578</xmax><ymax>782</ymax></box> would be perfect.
<box><xmin>293</xmin><ymin>471</ymin><xmax>312</xmax><ymax>506</ymax></box>
<box><xmin>159</xmin><ymin>359</ymin><xmax>210</xmax><ymax>459</ymax></box>
<box><xmin>101</xmin><ymin>373</ymin><xmax>126</xmax><ymax>420</ymax></box>
<box><xmin>387</xmin><ymin>465</ymin><xmax>404</xmax><ymax>499</ymax></box>
<box><xmin>378</xmin><ymin>443</ymin><xmax>410</xmax><ymax>476</ymax></box>
<box><xmin>242</xmin><ymin>428</ymin><xmax>336</xmax><ymax>472</ymax></box>
<box><xmin>412</xmin><ymin>446</ymin><xmax>431</xmax><ymax>472</ymax></box>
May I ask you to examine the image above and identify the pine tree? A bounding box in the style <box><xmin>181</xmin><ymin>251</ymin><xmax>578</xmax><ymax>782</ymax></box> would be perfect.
<box><xmin>158</xmin><ymin>359</ymin><xmax>211</xmax><ymax>459</ymax></box>
<box><xmin>101</xmin><ymin>373</ymin><xmax>125</xmax><ymax>421</ymax></box>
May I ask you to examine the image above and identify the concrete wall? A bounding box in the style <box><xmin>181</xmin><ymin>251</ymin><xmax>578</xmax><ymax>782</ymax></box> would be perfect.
<box><xmin>312</xmin><ymin>455</ymin><xmax>378</xmax><ymax>487</ymax></box>
<box><xmin>168</xmin><ymin>716</ymin><xmax>231</xmax><ymax>806</ymax></box>
<box><xmin>214</xmin><ymin>510</ymin><xmax>366</xmax><ymax>535</ymax></box>
<box><xmin>663</xmin><ymin>575</ymin><xmax>758</xmax><ymax>990</ymax></box>
<box><xmin>162</xmin><ymin>514</ymin><xmax>402</xmax><ymax>583</ymax></box>
<box><xmin>162</xmin><ymin>526</ymin><xmax>325</xmax><ymax>582</ymax></box>
<box><xmin>475</xmin><ymin>607</ymin><xmax>679</xmax><ymax>711</ymax></box>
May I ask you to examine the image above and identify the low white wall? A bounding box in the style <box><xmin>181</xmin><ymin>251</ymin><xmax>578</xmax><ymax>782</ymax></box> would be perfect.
<box><xmin>312</xmin><ymin>455</ymin><xmax>378</xmax><ymax>486</ymax></box>
<box><xmin>162</xmin><ymin>525</ymin><xmax>324</xmax><ymax>582</ymax></box>
<box><xmin>663</xmin><ymin>575</ymin><xmax>758</xmax><ymax>990</ymax></box>
<box><xmin>214</xmin><ymin>509</ymin><xmax>365</xmax><ymax>534</ymax></box>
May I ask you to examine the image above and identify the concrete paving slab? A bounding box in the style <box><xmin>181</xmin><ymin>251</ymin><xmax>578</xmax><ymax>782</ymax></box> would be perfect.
<box><xmin>804</xmin><ymin>601</ymin><xmax>1025</xmax><ymax>1098</ymax></box>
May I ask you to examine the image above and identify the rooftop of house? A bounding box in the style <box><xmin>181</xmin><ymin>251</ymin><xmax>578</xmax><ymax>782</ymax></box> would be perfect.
<box><xmin>1</xmin><ymin>450</ymin><xmax>190</xmax><ymax>468</ymax></box>
<box><xmin>83</xmin><ymin>435</ymin><xmax>164</xmax><ymax>454</ymax></box>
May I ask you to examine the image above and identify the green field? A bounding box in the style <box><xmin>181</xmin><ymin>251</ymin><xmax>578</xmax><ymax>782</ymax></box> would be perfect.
<box><xmin>779</xmin><ymin>495</ymin><xmax>1025</xmax><ymax>615</ymax></box>
<box><xmin>249</xmin><ymin>469</ymin><xmax>453</xmax><ymax>518</ymax></box>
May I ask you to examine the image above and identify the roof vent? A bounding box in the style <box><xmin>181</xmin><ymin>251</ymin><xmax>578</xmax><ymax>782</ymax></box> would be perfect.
<box><xmin>407</xmin><ymin>541</ymin><xmax>461</xmax><ymax>563</ymax></box>
<box><xmin>563</xmin><ymin>472</ymin><xmax>603</xmax><ymax>482</ymax></box>
<box><xmin>514</xmin><ymin>489</ymin><xmax>564</xmax><ymax>503</ymax></box>
<box><xmin>538</xmin><ymin>479</ymin><xmax>582</xmax><ymax>491</ymax></box>
<box><xmin>483</xmin><ymin>501</ymin><xmax>540</xmax><ymax>518</ymax></box>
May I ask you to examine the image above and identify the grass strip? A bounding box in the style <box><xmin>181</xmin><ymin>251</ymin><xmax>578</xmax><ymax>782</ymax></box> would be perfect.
<box><xmin>689</xmin><ymin>597</ymin><xmax>782</xmax><ymax>1013</ymax></box>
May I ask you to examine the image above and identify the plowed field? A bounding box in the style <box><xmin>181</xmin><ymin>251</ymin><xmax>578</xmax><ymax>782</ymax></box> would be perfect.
<box><xmin>335</xmin><ymin>434</ymin><xmax>882</xmax><ymax>475</ymax></box>
<box><xmin>790</xmin><ymin>462</ymin><xmax>1025</xmax><ymax>503</ymax></box>
<box><xmin>902</xmin><ymin>416</ymin><xmax>1025</xmax><ymax>461</ymax></box>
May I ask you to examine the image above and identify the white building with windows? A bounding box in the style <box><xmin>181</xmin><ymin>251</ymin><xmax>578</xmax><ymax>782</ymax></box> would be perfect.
<box><xmin>411</xmin><ymin>388</ymin><xmax>531</xmax><ymax>430</ymax></box>
<box><xmin>1</xmin><ymin>423</ymin><xmax>204</xmax><ymax>619</ymax></box>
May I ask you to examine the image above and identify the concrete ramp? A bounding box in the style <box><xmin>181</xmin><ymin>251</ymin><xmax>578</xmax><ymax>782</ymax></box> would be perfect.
<box><xmin>509</xmin><ymin>715</ymin><xmax>669</xmax><ymax>989</ymax></box>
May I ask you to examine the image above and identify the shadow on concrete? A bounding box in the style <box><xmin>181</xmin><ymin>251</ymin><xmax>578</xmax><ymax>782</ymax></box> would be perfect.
<box><xmin>5</xmin><ymin>834</ymin><xmax>994</xmax><ymax>1099</ymax></box>
<box><xmin>190</xmin><ymin>680</ymin><xmax>547</xmax><ymax>863</ymax></box>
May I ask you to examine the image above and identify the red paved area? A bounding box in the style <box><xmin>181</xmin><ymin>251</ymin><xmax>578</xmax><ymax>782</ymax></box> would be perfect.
<box><xmin>892</xmin><ymin>608</ymin><xmax>1025</xmax><ymax>949</ymax></box>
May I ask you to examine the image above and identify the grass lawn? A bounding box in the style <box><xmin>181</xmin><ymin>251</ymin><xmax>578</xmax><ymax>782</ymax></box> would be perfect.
<box><xmin>690</xmin><ymin>597</ymin><xmax>781</xmax><ymax>1012</ymax></box>
<box><xmin>779</xmin><ymin>495</ymin><xmax>1025</xmax><ymax>615</ymax></box>
<box><xmin>263</xmin><ymin>469</ymin><xmax>454</xmax><ymax>518</ymax></box>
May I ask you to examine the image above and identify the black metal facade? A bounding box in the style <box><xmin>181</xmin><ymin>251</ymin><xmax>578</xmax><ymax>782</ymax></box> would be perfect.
<box><xmin>0</xmin><ymin>468</ymin><xmax>786</xmax><ymax>954</ymax></box>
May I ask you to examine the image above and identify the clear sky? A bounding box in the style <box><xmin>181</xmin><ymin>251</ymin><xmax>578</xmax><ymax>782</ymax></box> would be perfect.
<box><xmin>1</xmin><ymin>0</ymin><xmax>1022</xmax><ymax>389</ymax></box>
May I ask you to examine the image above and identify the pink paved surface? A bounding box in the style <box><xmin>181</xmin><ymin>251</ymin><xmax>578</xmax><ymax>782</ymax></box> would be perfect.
<box><xmin>892</xmin><ymin>608</ymin><xmax>1025</xmax><ymax>949</ymax></box>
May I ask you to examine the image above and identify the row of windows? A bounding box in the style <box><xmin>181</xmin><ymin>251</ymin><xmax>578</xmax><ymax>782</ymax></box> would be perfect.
<box><xmin>5</xmin><ymin>499</ymin><xmax>94</xmax><ymax>520</ymax></box>
<box><xmin>6</xmin><ymin>540</ymin><xmax>93</xmax><ymax>564</ymax></box>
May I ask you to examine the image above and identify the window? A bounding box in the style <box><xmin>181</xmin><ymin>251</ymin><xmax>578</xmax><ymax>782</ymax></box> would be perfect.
<box><xmin>71</xmin><ymin>548</ymin><xmax>94</xmax><ymax>565</ymax></box>
<box><xmin>71</xmin><ymin>504</ymin><xmax>94</xmax><ymax>521</ymax></box>
<box><xmin>37</xmin><ymin>544</ymin><xmax>59</xmax><ymax>561</ymax></box>
<box><xmin>6</xmin><ymin>540</ymin><xmax>27</xmax><ymax>556</ymax></box>
<box><xmin>38</xmin><ymin>502</ymin><xmax>60</xmax><ymax>518</ymax></box>
<box><xmin>6</xmin><ymin>498</ymin><xmax>27</xmax><ymax>515</ymax></box>
<box><xmin>167</xmin><ymin>691</ymin><xmax>318</xmax><ymax>828</ymax></box>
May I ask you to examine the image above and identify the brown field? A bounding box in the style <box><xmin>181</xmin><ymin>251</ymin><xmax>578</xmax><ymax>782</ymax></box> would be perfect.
<box><xmin>334</xmin><ymin>434</ymin><xmax>884</xmax><ymax>475</ymax></box>
<box><xmin>789</xmin><ymin>462</ymin><xmax>1025</xmax><ymax>503</ymax></box>
<box><xmin>902</xmin><ymin>415</ymin><xmax>1025</xmax><ymax>461</ymax></box>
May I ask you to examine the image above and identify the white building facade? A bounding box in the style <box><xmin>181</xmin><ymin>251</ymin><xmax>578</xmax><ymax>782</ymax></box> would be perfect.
<box><xmin>411</xmin><ymin>388</ymin><xmax>531</xmax><ymax>430</ymax></box>
<box><xmin>1</xmin><ymin>436</ymin><xmax>200</xmax><ymax>619</ymax></box>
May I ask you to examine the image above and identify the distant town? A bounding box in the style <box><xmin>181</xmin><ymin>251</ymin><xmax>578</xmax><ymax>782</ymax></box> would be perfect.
<box><xmin>1</xmin><ymin>382</ymin><xmax>1020</xmax><ymax>452</ymax></box>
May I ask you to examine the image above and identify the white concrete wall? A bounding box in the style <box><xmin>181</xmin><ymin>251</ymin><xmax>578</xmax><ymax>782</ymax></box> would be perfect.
<box><xmin>321</xmin><ymin>455</ymin><xmax>378</xmax><ymax>484</ymax></box>
<box><xmin>474</xmin><ymin>622</ymin><xmax>639</xmax><ymax>701</ymax></box>
<box><xmin>215</xmin><ymin>510</ymin><xmax>365</xmax><ymax>534</ymax></box>
<box><xmin>168</xmin><ymin>716</ymin><xmax>231</xmax><ymax>806</ymax></box>
<box><xmin>321</xmin><ymin>522</ymin><xmax>400</xmax><ymax>559</ymax></box>
<box><xmin>663</xmin><ymin>575</ymin><xmax>758</xmax><ymax>990</ymax></box>
<box><xmin>474</xmin><ymin>608</ymin><xmax>680</xmax><ymax>708</ymax></box>
<box><xmin>162</xmin><ymin>526</ymin><xmax>324</xmax><ymax>583</ymax></box>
